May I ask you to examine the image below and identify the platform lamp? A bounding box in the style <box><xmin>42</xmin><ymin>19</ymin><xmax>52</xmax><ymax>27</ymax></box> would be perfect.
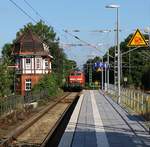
<box><xmin>106</xmin><ymin>4</ymin><xmax>121</xmax><ymax>103</ymax></box>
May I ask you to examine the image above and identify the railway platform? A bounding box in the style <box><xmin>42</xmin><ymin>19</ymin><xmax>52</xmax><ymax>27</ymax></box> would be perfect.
<box><xmin>59</xmin><ymin>90</ymin><xmax>150</xmax><ymax>147</ymax></box>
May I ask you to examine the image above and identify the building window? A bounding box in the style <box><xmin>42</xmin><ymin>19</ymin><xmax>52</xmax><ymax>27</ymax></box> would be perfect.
<box><xmin>26</xmin><ymin>58</ymin><xmax>31</xmax><ymax>64</ymax></box>
<box><xmin>25</xmin><ymin>79</ymin><xmax>31</xmax><ymax>91</ymax></box>
<box><xmin>45</xmin><ymin>59</ymin><xmax>49</xmax><ymax>69</ymax></box>
<box><xmin>25</xmin><ymin>58</ymin><xmax>31</xmax><ymax>69</ymax></box>
<box><xmin>36</xmin><ymin>58</ymin><xmax>41</xmax><ymax>69</ymax></box>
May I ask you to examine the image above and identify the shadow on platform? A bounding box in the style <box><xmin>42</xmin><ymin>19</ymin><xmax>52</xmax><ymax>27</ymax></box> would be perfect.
<box><xmin>56</xmin><ymin>122</ymin><xmax>150</xmax><ymax>147</ymax></box>
<box><xmin>59</xmin><ymin>131</ymin><xmax>150</xmax><ymax>147</ymax></box>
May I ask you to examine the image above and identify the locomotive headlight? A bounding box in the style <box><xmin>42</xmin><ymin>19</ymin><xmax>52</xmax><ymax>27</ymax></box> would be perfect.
<box><xmin>76</xmin><ymin>78</ymin><xmax>82</xmax><ymax>80</ymax></box>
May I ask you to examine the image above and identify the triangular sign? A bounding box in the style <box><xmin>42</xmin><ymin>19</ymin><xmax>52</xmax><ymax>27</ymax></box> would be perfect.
<box><xmin>127</xmin><ymin>29</ymin><xmax>148</xmax><ymax>47</ymax></box>
<box><xmin>96</xmin><ymin>68</ymin><xmax>101</xmax><ymax>72</ymax></box>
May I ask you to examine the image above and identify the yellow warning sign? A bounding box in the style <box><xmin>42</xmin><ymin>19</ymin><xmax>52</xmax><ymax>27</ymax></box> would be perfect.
<box><xmin>96</xmin><ymin>68</ymin><xmax>101</xmax><ymax>72</ymax></box>
<box><xmin>127</xmin><ymin>29</ymin><xmax>148</xmax><ymax>47</ymax></box>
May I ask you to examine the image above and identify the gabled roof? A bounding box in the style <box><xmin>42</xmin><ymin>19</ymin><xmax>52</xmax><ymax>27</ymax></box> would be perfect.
<box><xmin>12</xmin><ymin>29</ymin><xmax>52</xmax><ymax>57</ymax></box>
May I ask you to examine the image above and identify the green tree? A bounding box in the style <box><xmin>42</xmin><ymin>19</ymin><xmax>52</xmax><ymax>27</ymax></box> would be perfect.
<box><xmin>1</xmin><ymin>44</ymin><xmax>15</xmax><ymax>95</ymax></box>
<box><xmin>2</xmin><ymin>43</ymin><xmax>14</xmax><ymax>63</ymax></box>
<box><xmin>104</xmin><ymin>33</ymin><xmax>150</xmax><ymax>88</ymax></box>
<box><xmin>32</xmin><ymin>73</ymin><xmax>59</xmax><ymax>96</ymax></box>
<box><xmin>0</xmin><ymin>63</ymin><xmax>13</xmax><ymax>97</ymax></box>
<box><xmin>141</xmin><ymin>65</ymin><xmax>150</xmax><ymax>90</ymax></box>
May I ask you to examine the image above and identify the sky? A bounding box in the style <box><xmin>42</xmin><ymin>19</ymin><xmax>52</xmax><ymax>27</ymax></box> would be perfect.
<box><xmin>0</xmin><ymin>0</ymin><xmax>150</xmax><ymax>67</ymax></box>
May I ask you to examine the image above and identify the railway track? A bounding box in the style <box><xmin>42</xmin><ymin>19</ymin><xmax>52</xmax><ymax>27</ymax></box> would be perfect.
<box><xmin>0</xmin><ymin>92</ymin><xmax>80</xmax><ymax>147</ymax></box>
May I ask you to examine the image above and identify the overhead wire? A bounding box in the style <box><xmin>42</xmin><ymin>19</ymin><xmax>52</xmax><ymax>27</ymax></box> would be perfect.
<box><xmin>63</xmin><ymin>30</ymin><xmax>104</xmax><ymax>54</ymax></box>
<box><xmin>8</xmin><ymin>0</ymin><xmax>86</xmax><ymax>67</ymax></box>
<box><xmin>8</xmin><ymin>0</ymin><xmax>37</xmax><ymax>23</ymax></box>
<box><xmin>23</xmin><ymin>0</ymin><xmax>46</xmax><ymax>22</ymax></box>
<box><xmin>7</xmin><ymin>0</ymin><xmax>148</xmax><ymax>49</ymax></box>
<box><xmin>8</xmin><ymin>0</ymin><xmax>68</xmax><ymax>45</ymax></box>
<box><xmin>24</xmin><ymin>0</ymin><xmax>72</xmax><ymax>45</ymax></box>
<box><xmin>8</xmin><ymin>0</ymin><xmax>113</xmax><ymax>59</ymax></box>
<box><xmin>23</xmin><ymin>0</ymin><xmax>110</xmax><ymax>52</ymax></box>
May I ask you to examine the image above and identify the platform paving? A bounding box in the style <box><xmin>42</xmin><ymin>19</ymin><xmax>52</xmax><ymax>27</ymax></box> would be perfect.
<box><xmin>59</xmin><ymin>90</ymin><xmax>150</xmax><ymax>147</ymax></box>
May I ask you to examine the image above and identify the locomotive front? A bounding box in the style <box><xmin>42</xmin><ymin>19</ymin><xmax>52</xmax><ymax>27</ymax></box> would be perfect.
<box><xmin>68</xmin><ymin>71</ymin><xmax>85</xmax><ymax>91</ymax></box>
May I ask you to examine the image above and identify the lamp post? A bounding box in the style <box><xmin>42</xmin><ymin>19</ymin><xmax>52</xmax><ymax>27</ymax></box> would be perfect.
<box><xmin>102</xmin><ymin>56</ymin><xmax>104</xmax><ymax>90</ymax></box>
<box><xmin>106</xmin><ymin>4</ymin><xmax>121</xmax><ymax>103</ymax></box>
<box><xmin>107</xmin><ymin>50</ymin><xmax>109</xmax><ymax>91</ymax></box>
<box><xmin>104</xmin><ymin>62</ymin><xmax>107</xmax><ymax>91</ymax></box>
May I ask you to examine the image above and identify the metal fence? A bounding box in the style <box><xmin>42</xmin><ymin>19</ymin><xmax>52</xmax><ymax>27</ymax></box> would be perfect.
<box><xmin>0</xmin><ymin>89</ymin><xmax>49</xmax><ymax>117</ymax></box>
<box><xmin>108</xmin><ymin>84</ymin><xmax>150</xmax><ymax>115</ymax></box>
<box><xmin>0</xmin><ymin>95</ymin><xmax>24</xmax><ymax>117</ymax></box>
<box><xmin>24</xmin><ymin>89</ymin><xmax>49</xmax><ymax>103</ymax></box>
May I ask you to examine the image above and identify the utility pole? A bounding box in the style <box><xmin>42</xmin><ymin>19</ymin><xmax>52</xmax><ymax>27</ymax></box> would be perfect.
<box><xmin>114</xmin><ymin>45</ymin><xmax>118</xmax><ymax>91</ymax></box>
<box><xmin>105</xmin><ymin>62</ymin><xmax>107</xmax><ymax>91</ymax></box>
<box><xmin>89</xmin><ymin>61</ymin><xmax>92</xmax><ymax>87</ymax></box>
<box><xmin>107</xmin><ymin>50</ymin><xmax>109</xmax><ymax>91</ymax></box>
<box><xmin>102</xmin><ymin>57</ymin><xmax>104</xmax><ymax>90</ymax></box>
<box><xmin>129</xmin><ymin>50</ymin><xmax>131</xmax><ymax>75</ymax></box>
<box><xmin>120</xmin><ymin>51</ymin><xmax>123</xmax><ymax>79</ymax></box>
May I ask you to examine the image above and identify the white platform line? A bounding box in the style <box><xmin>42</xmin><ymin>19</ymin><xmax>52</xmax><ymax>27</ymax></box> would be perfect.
<box><xmin>90</xmin><ymin>90</ymin><xmax>110</xmax><ymax>147</ymax></box>
<box><xmin>58</xmin><ymin>94</ymin><xmax>84</xmax><ymax>147</ymax></box>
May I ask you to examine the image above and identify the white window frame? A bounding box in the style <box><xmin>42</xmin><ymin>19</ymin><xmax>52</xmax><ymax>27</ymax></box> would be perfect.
<box><xmin>25</xmin><ymin>58</ymin><xmax>31</xmax><ymax>69</ymax></box>
<box><xmin>36</xmin><ymin>58</ymin><xmax>41</xmax><ymax>69</ymax></box>
<box><xmin>26</xmin><ymin>58</ymin><xmax>31</xmax><ymax>64</ymax></box>
<box><xmin>25</xmin><ymin>79</ymin><xmax>32</xmax><ymax>91</ymax></box>
<box><xmin>45</xmin><ymin>59</ymin><xmax>49</xmax><ymax>69</ymax></box>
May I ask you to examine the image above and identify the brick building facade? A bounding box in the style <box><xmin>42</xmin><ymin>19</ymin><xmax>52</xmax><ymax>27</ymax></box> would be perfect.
<box><xmin>12</xmin><ymin>30</ymin><xmax>53</xmax><ymax>96</ymax></box>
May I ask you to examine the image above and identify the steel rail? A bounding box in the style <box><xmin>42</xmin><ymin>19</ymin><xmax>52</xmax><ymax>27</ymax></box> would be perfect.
<box><xmin>40</xmin><ymin>92</ymin><xmax>80</xmax><ymax>147</ymax></box>
<box><xmin>0</xmin><ymin>92</ymin><xmax>72</xmax><ymax>146</ymax></box>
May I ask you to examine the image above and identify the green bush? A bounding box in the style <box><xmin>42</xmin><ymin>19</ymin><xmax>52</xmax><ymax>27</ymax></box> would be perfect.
<box><xmin>32</xmin><ymin>73</ymin><xmax>59</xmax><ymax>97</ymax></box>
<box><xmin>141</xmin><ymin>66</ymin><xmax>150</xmax><ymax>90</ymax></box>
<box><xmin>0</xmin><ymin>63</ymin><xmax>13</xmax><ymax>97</ymax></box>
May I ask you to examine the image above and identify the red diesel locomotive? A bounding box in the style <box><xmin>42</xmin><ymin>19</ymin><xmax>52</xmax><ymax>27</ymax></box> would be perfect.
<box><xmin>65</xmin><ymin>70</ymin><xmax>85</xmax><ymax>91</ymax></box>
